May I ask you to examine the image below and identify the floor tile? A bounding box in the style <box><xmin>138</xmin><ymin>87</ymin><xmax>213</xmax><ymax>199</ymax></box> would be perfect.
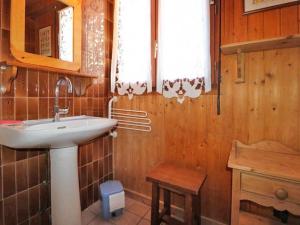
<box><xmin>143</xmin><ymin>210</ymin><xmax>151</xmax><ymax>221</ymax></box>
<box><xmin>126</xmin><ymin>201</ymin><xmax>150</xmax><ymax>217</ymax></box>
<box><xmin>110</xmin><ymin>210</ymin><xmax>141</xmax><ymax>225</ymax></box>
<box><xmin>138</xmin><ymin>219</ymin><xmax>150</xmax><ymax>225</ymax></box>
<box><xmin>82</xmin><ymin>208</ymin><xmax>98</xmax><ymax>225</ymax></box>
<box><xmin>84</xmin><ymin>196</ymin><xmax>153</xmax><ymax>225</ymax></box>
<box><xmin>172</xmin><ymin>209</ymin><xmax>184</xmax><ymax>222</ymax></box>
<box><xmin>89</xmin><ymin>216</ymin><xmax>113</xmax><ymax>225</ymax></box>
<box><xmin>89</xmin><ymin>201</ymin><xmax>102</xmax><ymax>215</ymax></box>
<box><xmin>125</xmin><ymin>196</ymin><xmax>139</xmax><ymax>209</ymax></box>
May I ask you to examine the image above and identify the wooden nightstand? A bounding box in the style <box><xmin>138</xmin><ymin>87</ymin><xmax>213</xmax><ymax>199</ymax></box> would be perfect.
<box><xmin>228</xmin><ymin>140</ymin><xmax>300</xmax><ymax>225</ymax></box>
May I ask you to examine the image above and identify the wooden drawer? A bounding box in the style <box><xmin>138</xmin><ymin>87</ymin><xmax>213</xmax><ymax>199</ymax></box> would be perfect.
<box><xmin>241</xmin><ymin>173</ymin><xmax>300</xmax><ymax>204</ymax></box>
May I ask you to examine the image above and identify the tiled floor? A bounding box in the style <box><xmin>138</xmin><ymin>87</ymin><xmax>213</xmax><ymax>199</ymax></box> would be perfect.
<box><xmin>81</xmin><ymin>197</ymin><xmax>152</xmax><ymax>225</ymax></box>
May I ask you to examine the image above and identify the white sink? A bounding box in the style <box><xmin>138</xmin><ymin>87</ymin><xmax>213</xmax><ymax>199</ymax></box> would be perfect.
<box><xmin>0</xmin><ymin>116</ymin><xmax>117</xmax><ymax>225</ymax></box>
<box><xmin>0</xmin><ymin>116</ymin><xmax>117</xmax><ymax>149</ymax></box>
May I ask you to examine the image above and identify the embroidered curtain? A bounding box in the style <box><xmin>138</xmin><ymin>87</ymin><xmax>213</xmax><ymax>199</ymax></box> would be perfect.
<box><xmin>157</xmin><ymin>0</ymin><xmax>211</xmax><ymax>103</ymax></box>
<box><xmin>111</xmin><ymin>0</ymin><xmax>152</xmax><ymax>99</ymax></box>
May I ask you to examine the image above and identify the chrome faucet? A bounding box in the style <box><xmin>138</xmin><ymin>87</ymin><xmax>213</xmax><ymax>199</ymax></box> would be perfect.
<box><xmin>54</xmin><ymin>77</ymin><xmax>73</xmax><ymax>122</ymax></box>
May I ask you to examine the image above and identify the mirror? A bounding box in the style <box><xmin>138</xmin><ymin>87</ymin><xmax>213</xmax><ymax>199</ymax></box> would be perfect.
<box><xmin>10</xmin><ymin>0</ymin><xmax>81</xmax><ymax>71</ymax></box>
<box><xmin>25</xmin><ymin>0</ymin><xmax>73</xmax><ymax>62</ymax></box>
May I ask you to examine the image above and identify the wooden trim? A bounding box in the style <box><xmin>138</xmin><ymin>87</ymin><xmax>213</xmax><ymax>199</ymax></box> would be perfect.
<box><xmin>2</xmin><ymin>59</ymin><xmax>97</xmax><ymax>78</ymax></box>
<box><xmin>151</xmin><ymin>0</ymin><xmax>158</xmax><ymax>89</ymax></box>
<box><xmin>10</xmin><ymin>0</ymin><xmax>82</xmax><ymax>72</ymax></box>
<box><xmin>221</xmin><ymin>34</ymin><xmax>300</xmax><ymax>55</ymax></box>
<box><xmin>243</xmin><ymin>1</ymin><xmax>299</xmax><ymax>15</ymax></box>
<box><xmin>240</xmin><ymin>191</ymin><xmax>300</xmax><ymax>216</ymax></box>
<box><xmin>211</xmin><ymin>0</ymin><xmax>221</xmax><ymax>88</ymax></box>
<box><xmin>161</xmin><ymin>215</ymin><xmax>184</xmax><ymax>225</ymax></box>
<box><xmin>239</xmin><ymin>211</ymin><xmax>286</xmax><ymax>225</ymax></box>
<box><xmin>231</xmin><ymin>169</ymin><xmax>241</xmax><ymax>225</ymax></box>
<box><xmin>10</xmin><ymin>0</ymin><xmax>25</xmax><ymax>52</ymax></box>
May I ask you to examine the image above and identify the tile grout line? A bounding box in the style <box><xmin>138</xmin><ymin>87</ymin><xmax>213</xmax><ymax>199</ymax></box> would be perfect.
<box><xmin>14</xmin><ymin>156</ymin><xmax>18</xmax><ymax>224</ymax></box>
<box><xmin>1</xmin><ymin>162</ymin><xmax>4</xmax><ymax>225</ymax></box>
<box><xmin>85</xmin><ymin>198</ymin><xmax>151</xmax><ymax>225</ymax></box>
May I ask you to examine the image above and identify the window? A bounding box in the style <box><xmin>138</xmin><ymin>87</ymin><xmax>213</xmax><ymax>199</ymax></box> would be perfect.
<box><xmin>111</xmin><ymin>0</ymin><xmax>219</xmax><ymax>102</ymax></box>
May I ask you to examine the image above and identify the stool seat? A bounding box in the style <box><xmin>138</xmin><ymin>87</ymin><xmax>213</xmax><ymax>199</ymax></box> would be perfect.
<box><xmin>146</xmin><ymin>162</ymin><xmax>206</xmax><ymax>225</ymax></box>
<box><xmin>146</xmin><ymin>163</ymin><xmax>206</xmax><ymax>195</ymax></box>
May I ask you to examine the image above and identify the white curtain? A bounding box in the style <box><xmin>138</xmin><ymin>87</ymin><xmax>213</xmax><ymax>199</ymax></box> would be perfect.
<box><xmin>157</xmin><ymin>0</ymin><xmax>211</xmax><ymax>103</ymax></box>
<box><xmin>111</xmin><ymin>0</ymin><xmax>152</xmax><ymax>100</ymax></box>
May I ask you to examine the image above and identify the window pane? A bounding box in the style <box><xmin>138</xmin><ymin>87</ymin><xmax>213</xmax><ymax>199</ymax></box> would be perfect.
<box><xmin>111</xmin><ymin>0</ymin><xmax>152</xmax><ymax>98</ymax></box>
<box><xmin>117</xmin><ymin>0</ymin><xmax>152</xmax><ymax>84</ymax></box>
<box><xmin>157</xmin><ymin>0</ymin><xmax>211</xmax><ymax>99</ymax></box>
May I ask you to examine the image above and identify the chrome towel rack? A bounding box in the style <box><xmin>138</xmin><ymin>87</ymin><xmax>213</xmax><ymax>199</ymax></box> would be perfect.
<box><xmin>108</xmin><ymin>96</ymin><xmax>152</xmax><ymax>135</ymax></box>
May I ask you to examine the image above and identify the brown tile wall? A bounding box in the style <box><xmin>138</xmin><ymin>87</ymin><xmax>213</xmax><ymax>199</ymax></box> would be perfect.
<box><xmin>0</xmin><ymin>0</ymin><xmax>114</xmax><ymax>224</ymax></box>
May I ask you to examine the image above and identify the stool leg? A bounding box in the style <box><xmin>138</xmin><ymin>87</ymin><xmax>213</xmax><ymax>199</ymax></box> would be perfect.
<box><xmin>192</xmin><ymin>195</ymin><xmax>201</xmax><ymax>225</ymax></box>
<box><xmin>231</xmin><ymin>170</ymin><xmax>241</xmax><ymax>225</ymax></box>
<box><xmin>185</xmin><ymin>194</ymin><xmax>193</xmax><ymax>225</ymax></box>
<box><xmin>151</xmin><ymin>183</ymin><xmax>160</xmax><ymax>225</ymax></box>
<box><xmin>164</xmin><ymin>189</ymin><xmax>171</xmax><ymax>216</ymax></box>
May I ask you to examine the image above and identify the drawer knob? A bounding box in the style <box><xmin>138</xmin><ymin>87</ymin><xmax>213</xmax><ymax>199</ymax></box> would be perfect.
<box><xmin>275</xmin><ymin>189</ymin><xmax>288</xmax><ymax>201</ymax></box>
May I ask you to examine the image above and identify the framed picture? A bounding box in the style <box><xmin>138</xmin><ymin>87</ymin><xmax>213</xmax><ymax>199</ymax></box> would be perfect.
<box><xmin>244</xmin><ymin>0</ymin><xmax>299</xmax><ymax>14</ymax></box>
<box><xmin>39</xmin><ymin>26</ymin><xmax>52</xmax><ymax>57</ymax></box>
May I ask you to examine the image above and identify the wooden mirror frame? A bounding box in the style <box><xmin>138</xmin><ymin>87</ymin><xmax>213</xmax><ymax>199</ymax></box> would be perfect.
<box><xmin>10</xmin><ymin>0</ymin><xmax>81</xmax><ymax>71</ymax></box>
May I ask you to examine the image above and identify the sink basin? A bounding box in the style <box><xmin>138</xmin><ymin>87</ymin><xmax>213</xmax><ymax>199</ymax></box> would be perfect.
<box><xmin>0</xmin><ymin>116</ymin><xmax>117</xmax><ymax>149</ymax></box>
<box><xmin>0</xmin><ymin>115</ymin><xmax>117</xmax><ymax>225</ymax></box>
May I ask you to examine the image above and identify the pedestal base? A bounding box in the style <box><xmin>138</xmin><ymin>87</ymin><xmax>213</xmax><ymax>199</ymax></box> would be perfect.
<box><xmin>50</xmin><ymin>146</ymin><xmax>81</xmax><ymax>225</ymax></box>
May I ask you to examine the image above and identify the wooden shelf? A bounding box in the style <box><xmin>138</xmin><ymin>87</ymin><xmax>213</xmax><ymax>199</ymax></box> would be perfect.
<box><xmin>221</xmin><ymin>35</ymin><xmax>300</xmax><ymax>83</ymax></box>
<box><xmin>1</xmin><ymin>59</ymin><xmax>98</xmax><ymax>78</ymax></box>
<box><xmin>221</xmin><ymin>34</ymin><xmax>300</xmax><ymax>55</ymax></box>
<box><xmin>239</xmin><ymin>211</ymin><xmax>285</xmax><ymax>225</ymax></box>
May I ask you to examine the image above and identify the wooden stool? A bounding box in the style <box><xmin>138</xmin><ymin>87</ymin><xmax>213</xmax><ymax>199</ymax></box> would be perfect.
<box><xmin>146</xmin><ymin>162</ymin><xmax>206</xmax><ymax>225</ymax></box>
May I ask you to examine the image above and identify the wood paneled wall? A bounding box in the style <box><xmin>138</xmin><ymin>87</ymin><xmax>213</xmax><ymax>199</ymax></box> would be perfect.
<box><xmin>113</xmin><ymin>1</ymin><xmax>300</xmax><ymax>224</ymax></box>
<box><xmin>222</xmin><ymin>0</ymin><xmax>300</xmax><ymax>43</ymax></box>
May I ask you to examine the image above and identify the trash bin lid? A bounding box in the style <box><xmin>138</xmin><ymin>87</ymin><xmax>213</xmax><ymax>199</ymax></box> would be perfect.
<box><xmin>100</xmin><ymin>180</ymin><xmax>124</xmax><ymax>196</ymax></box>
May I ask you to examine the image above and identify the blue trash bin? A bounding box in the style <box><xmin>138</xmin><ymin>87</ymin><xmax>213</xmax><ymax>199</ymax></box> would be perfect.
<box><xmin>99</xmin><ymin>180</ymin><xmax>125</xmax><ymax>220</ymax></box>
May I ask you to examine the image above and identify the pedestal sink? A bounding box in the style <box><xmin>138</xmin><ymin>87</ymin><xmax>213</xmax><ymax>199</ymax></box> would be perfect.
<box><xmin>0</xmin><ymin>116</ymin><xmax>117</xmax><ymax>225</ymax></box>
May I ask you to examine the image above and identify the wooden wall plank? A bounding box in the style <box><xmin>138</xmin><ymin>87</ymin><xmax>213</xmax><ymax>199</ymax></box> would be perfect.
<box><xmin>113</xmin><ymin>2</ymin><xmax>300</xmax><ymax>225</ymax></box>
<box><xmin>299</xmin><ymin>4</ymin><xmax>300</xmax><ymax>33</ymax></box>
<box><xmin>247</xmin><ymin>13</ymin><xmax>264</xmax><ymax>41</ymax></box>
<box><xmin>280</xmin><ymin>5</ymin><xmax>299</xmax><ymax>36</ymax></box>
<box><xmin>224</xmin><ymin>2</ymin><xmax>300</xmax><ymax>42</ymax></box>
<box><xmin>298</xmin><ymin>48</ymin><xmax>300</xmax><ymax>151</ymax></box>
<box><xmin>114</xmin><ymin>49</ymin><xmax>300</xmax><ymax>225</ymax></box>
<box><xmin>263</xmin><ymin>48</ymin><xmax>300</xmax><ymax>149</ymax></box>
<box><xmin>246</xmin><ymin>52</ymin><xmax>265</xmax><ymax>143</ymax></box>
<box><xmin>222</xmin><ymin>0</ymin><xmax>234</xmax><ymax>44</ymax></box>
<box><xmin>232</xmin><ymin>53</ymin><xmax>249</xmax><ymax>143</ymax></box>
<box><xmin>233</xmin><ymin>0</ymin><xmax>247</xmax><ymax>42</ymax></box>
<box><xmin>263</xmin><ymin>9</ymin><xmax>281</xmax><ymax>38</ymax></box>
